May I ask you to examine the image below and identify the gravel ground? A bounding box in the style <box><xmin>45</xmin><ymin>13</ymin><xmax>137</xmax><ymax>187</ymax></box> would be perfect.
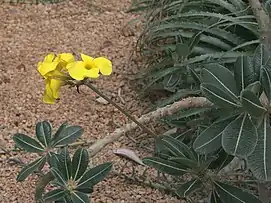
<box><xmin>0</xmin><ymin>0</ymin><xmax>182</xmax><ymax>202</ymax></box>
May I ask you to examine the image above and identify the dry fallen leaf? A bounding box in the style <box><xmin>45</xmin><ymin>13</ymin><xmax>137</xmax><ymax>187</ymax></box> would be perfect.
<box><xmin>113</xmin><ymin>148</ymin><xmax>145</xmax><ymax>166</ymax></box>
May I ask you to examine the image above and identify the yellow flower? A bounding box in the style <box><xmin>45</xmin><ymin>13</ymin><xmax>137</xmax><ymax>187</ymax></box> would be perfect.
<box><xmin>38</xmin><ymin>53</ymin><xmax>75</xmax><ymax>78</ymax></box>
<box><xmin>67</xmin><ymin>53</ymin><xmax>112</xmax><ymax>81</ymax></box>
<box><xmin>38</xmin><ymin>53</ymin><xmax>74</xmax><ymax>104</ymax></box>
<box><xmin>42</xmin><ymin>78</ymin><xmax>64</xmax><ymax>104</ymax></box>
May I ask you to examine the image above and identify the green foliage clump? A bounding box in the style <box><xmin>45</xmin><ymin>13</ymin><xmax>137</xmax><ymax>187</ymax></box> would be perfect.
<box><xmin>129</xmin><ymin>0</ymin><xmax>260</xmax><ymax>103</ymax></box>
<box><xmin>140</xmin><ymin>44</ymin><xmax>271</xmax><ymax>202</ymax></box>
<box><xmin>13</xmin><ymin>121</ymin><xmax>112</xmax><ymax>203</ymax></box>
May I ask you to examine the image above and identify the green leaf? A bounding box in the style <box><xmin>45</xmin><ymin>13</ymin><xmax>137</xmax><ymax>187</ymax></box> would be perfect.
<box><xmin>44</xmin><ymin>189</ymin><xmax>66</xmax><ymax>202</ymax></box>
<box><xmin>36</xmin><ymin>121</ymin><xmax>52</xmax><ymax>147</ymax></box>
<box><xmin>58</xmin><ymin>147</ymin><xmax>72</xmax><ymax>180</ymax></box>
<box><xmin>52</xmin><ymin>126</ymin><xmax>84</xmax><ymax>147</ymax></box>
<box><xmin>234</xmin><ymin>55</ymin><xmax>255</xmax><ymax>93</ymax></box>
<box><xmin>13</xmin><ymin>133</ymin><xmax>44</xmax><ymax>153</ymax></box>
<box><xmin>241</xmin><ymin>89</ymin><xmax>266</xmax><ymax>118</ymax></box>
<box><xmin>173</xmin><ymin>129</ymin><xmax>194</xmax><ymax>141</ymax></box>
<box><xmin>170</xmin><ymin>157</ymin><xmax>199</xmax><ymax>170</ymax></box>
<box><xmin>51</xmin><ymin>168</ymin><xmax>67</xmax><ymax>187</ymax></box>
<box><xmin>209</xmin><ymin>191</ymin><xmax>223</xmax><ymax>203</ymax></box>
<box><xmin>77</xmin><ymin>162</ymin><xmax>112</xmax><ymax>189</ymax></box>
<box><xmin>17</xmin><ymin>156</ymin><xmax>46</xmax><ymax>181</ymax></box>
<box><xmin>154</xmin><ymin>137</ymin><xmax>171</xmax><ymax>159</ymax></box>
<box><xmin>175</xmin><ymin>43</ymin><xmax>190</xmax><ymax>60</ymax></box>
<box><xmin>248</xmin><ymin>115</ymin><xmax>271</xmax><ymax>180</ymax></box>
<box><xmin>245</xmin><ymin>81</ymin><xmax>261</xmax><ymax>94</ymax></box>
<box><xmin>162</xmin><ymin>136</ymin><xmax>196</xmax><ymax>159</ymax></box>
<box><xmin>214</xmin><ymin>181</ymin><xmax>262</xmax><ymax>203</ymax></box>
<box><xmin>189</xmin><ymin>66</ymin><xmax>201</xmax><ymax>85</ymax></box>
<box><xmin>48</xmin><ymin>152</ymin><xmax>60</xmax><ymax>168</ymax></box>
<box><xmin>201</xmin><ymin>83</ymin><xmax>240</xmax><ymax>108</ymax></box>
<box><xmin>261</xmin><ymin>67</ymin><xmax>271</xmax><ymax>102</ymax></box>
<box><xmin>202</xmin><ymin>64</ymin><xmax>239</xmax><ymax>99</ymax></box>
<box><xmin>72</xmin><ymin>148</ymin><xmax>89</xmax><ymax>181</ymax></box>
<box><xmin>193</xmin><ymin>117</ymin><xmax>234</xmax><ymax>154</ymax></box>
<box><xmin>71</xmin><ymin>191</ymin><xmax>89</xmax><ymax>203</ymax></box>
<box><xmin>222</xmin><ymin>113</ymin><xmax>257</xmax><ymax>158</ymax></box>
<box><xmin>208</xmin><ymin>149</ymin><xmax>234</xmax><ymax>171</ymax></box>
<box><xmin>175</xmin><ymin>179</ymin><xmax>202</xmax><ymax>198</ymax></box>
<box><xmin>253</xmin><ymin>43</ymin><xmax>271</xmax><ymax>80</ymax></box>
<box><xmin>142</xmin><ymin>157</ymin><xmax>187</xmax><ymax>175</ymax></box>
<box><xmin>76</xmin><ymin>187</ymin><xmax>93</xmax><ymax>194</ymax></box>
<box><xmin>54</xmin><ymin>122</ymin><xmax>69</xmax><ymax>141</ymax></box>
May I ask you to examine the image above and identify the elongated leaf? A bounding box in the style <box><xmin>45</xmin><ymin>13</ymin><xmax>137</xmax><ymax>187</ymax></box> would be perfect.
<box><xmin>176</xmin><ymin>179</ymin><xmax>202</xmax><ymax>198</ymax></box>
<box><xmin>72</xmin><ymin>148</ymin><xmax>89</xmax><ymax>181</ymax></box>
<box><xmin>214</xmin><ymin>181</ymin><xmax>262</xmax><ymax>203</ymax></box>
<box><xmin>201</xmin><ymin>83</ymin><xmax>240</xmax><ymax>108</ymax></box>
<box><xmin>245</xmin><ymin>81</ymin><xmax>261</xmax><ymax>94</ymax></box>
<box><xmin>44</xmin><ymin>189</ymin><xmax>66</xmax><ymax>201</ymax></box>
<box><xmin>17</xmin><ymin>156</ymin><xmax>46</xmax><ymax>181</ymax></box>
<box><xmin>261</xmin><ymin>67</ymin><xmax>271</xmax><ymax>102</ymax></box>
<box><xmin>202</xmin><ymin>64</ymin><xmax>239</xmax><ymax>99</ymax></box>
<box><xmin>54</xmin><ymin>122</ymin><xmax>69</xmax><ymax>141</ymax></box>
<box><xmin>58</xmin><ymin>147</ymin><xmax>72</xmax><ymax>180</ymax></box>
<box><xmin>142</xmin><ymin>157</ymin><xmax>187</xmax><ymax>175</ymax></box>
<box><xmin>162</xmin><ymin>136</ymin><xmax>196</xmax><ymax>159</ymax></box>
<box><xmin>234</xmin><ymin>55</ymin><xmax>255</xmax><ymax>93</ymax></box>
<box><xmin>193</xmin><ymin>118</ymin><xmax>234</xmax><ymax>154</ymax></box>
<box><xmin>222</xmin><ymin>113</ymin><xmax>257</xmax><ymax>158</ymax></box>
<box><xmin>71</xmin><ymin>191</ymin><xmax>89</xmax><ymax>203</ymax></box>
<box><xmin>155</xmin><ymin>137</ymin><xmax>171</xmax><ymax>159</ymax></box>
<box><xmin>76</xmin><ymin>187</ymin><xmax>93</xmax><ymax>194</ymax></box>
<box><xmin>51</xmin><ymin>168</ymin><xmax>67</xmax><ymax>187</ymax></box>
<box><xmin>248</xmin><ymin>115</ymin><xmax>271</xmax><ymax>180</ymax></box>
<box><xmin>173</xmin><ymin>129</ymin><xmax>194</xmax><ymax>141</ymax></box>
<box><xmin>209</xmin><ymin>191</ymin><xmax>223</xmax><ymax>203</ymax></box>
<box><xmin>13</xmin><ymin>133</ymin><xmax>44</xmax><ymax>153</ymax></box>
<box><xmin>170</xmin><ymin>157</ymin><xmax>199</xmax><ymax>170</ymax></box>
<box><xmin>208</xmin><ymin>149</ymin><xmax>234</xmax><ymax>171</ymax></box>
<box><xmin>48</xmin><ymin>153</ymin><xmax>60</xmax><ymax>168</ymax></box>
<box><xmin>189</xmin><ymin>66</ymin><xmax>201</xmax><ymax>85</ymax></box>
<box><xmin>53</xmin><ymin>126</ymin><xmax>84</xmax><ymax>146</ymax></box>
<box><xmin>36</xmin><ymin>121</ymin><xmax>52</xmax><ymax>147</ymax></box>
<box><xmin>77</xmin><ymin>162</ymin><xmax>112</xmax><ymax>189</ymax></box>
<box><xmin>114</xmin><ymin>148</ymin><xmax>145</xmax><ymax>165</ymax></box>
<box><xmin>241</xmin><ymin>89</ymin><xmax>266</xmax><ymax>118</ymax></box>
<box><xmin>253</xmin><ymin>43</ymin><xmax>271</xmax><ymax>80</ymax></box>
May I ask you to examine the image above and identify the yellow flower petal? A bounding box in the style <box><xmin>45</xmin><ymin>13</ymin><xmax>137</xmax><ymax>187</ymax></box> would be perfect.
<box><xmin>38</xmin><ymin>61</ymin><xmax>59</xmax><ymax>77</ymax></box>
<box><xmin>42</xmin><ymin>92</ymin><xmax>56</xmax><ymax>104</ymax></box>
<box><xmin>85</xmin><ymin>67</ymin><xmax>100</xmax><ymax>78</ymax></box>
<box><xmin>59</xmin><ymin>53</ymin><xmax>75</xmax><ymax>64</ymax></box>
<box><xmin>49</xmin><ymin>79</ymin><xmax>64</xmax><ymax>99</ymax></box>
<box><xmin>42</xmin><ymin>80</ymin><xmax>56</xmax><ymax>104</ymax></box>
<box><xmin>92</xmin><ymin>57</ymin><xmax>112</xmax><ymax>75</ymax></box>
<box><xmin>44</xmin><ymin>53</ymin><xmax>55</xmax><ymax>62</ymax></box>
<box><xmin>68</xmin><ymin>61</ymin><xmax>88</xmax><ymax>80</ymax></box>
<box><xmin>66</xmin><ymin>62</ymin><xmax>76</xmax><ymax>70</ymax></box>
<box><xmin>80</xmin><ymin>53</ymin><xmax>94</xmax><ymax>66</ymax></box>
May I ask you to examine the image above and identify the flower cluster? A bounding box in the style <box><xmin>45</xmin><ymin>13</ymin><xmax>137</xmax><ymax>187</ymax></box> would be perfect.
<box><xmin>37</xmin><ymin>53</ymin><xmax>112</xmax><ymax>104</ymax></box>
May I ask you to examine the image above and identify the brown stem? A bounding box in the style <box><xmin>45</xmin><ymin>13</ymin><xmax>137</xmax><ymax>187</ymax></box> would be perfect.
<box><xmin>87</xmin><ymin>97</ymin><xmax>212</xmax><ymax>157</ymax></box>
<box><xmin>83</xmin><ymin>80</ymin><xmax>156</xmax><ymax>136</ymax></box>
<box><xmin>249</xmin><ymin>0</ymin><xmax>271</xmax><ymax>45</ymax></box>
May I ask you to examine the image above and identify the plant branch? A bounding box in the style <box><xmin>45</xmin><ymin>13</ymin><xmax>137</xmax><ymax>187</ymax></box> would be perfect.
<box><xmin>249</xmin><ymin>0</ymin><xmax>271</xmax><ymax>45</ymax></box>
<box><xmin>87</xmin><ymin>96</ymin><xmax>212</xmax><ymax>157</ymax></box>
<box><xmin>83</xmin><ymin>80</ymin><xmax>156</xmax><ymax>136</ymax></box>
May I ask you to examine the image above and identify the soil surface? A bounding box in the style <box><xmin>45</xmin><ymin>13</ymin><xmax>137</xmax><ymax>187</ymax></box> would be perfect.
<box><xmin>0</xmin><ymin>0</ymin><xmax>182</xmax><ymax>202</ymax></box>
